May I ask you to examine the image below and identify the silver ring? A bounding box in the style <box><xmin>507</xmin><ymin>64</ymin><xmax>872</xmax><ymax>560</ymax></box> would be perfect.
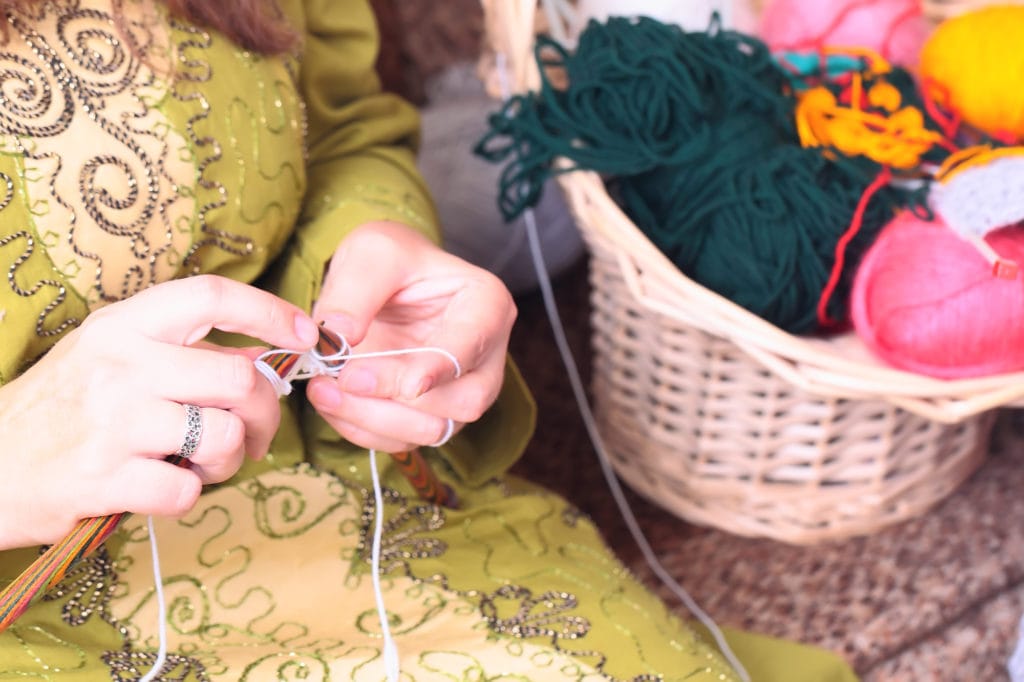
<box><xmin>175</xmin><ymin>404</ymin><xmax>203</xmax><ymax>459</ymax></box>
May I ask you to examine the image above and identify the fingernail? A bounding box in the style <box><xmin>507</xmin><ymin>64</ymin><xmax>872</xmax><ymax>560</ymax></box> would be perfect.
<box><xmin>404</xmin><ymin>375</ymin><xmax>433</xmax><ymax>400</ymax></box>
<box><xmin>310</xmin><ymin>382</ymin><xmax>343</xmax><ymax>409</ymax></box>
<box><xmin>294</xmin><ymin>315</ymin><xmax>319</xmax><ymax>346</ymax></box>
<box><xmin>341</xmin><ymin>368</ymin><xmax>377</xmax><ymax>395</ymax></box>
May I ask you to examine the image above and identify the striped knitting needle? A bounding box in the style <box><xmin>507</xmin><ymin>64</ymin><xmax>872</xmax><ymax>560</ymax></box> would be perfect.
<box><xmin>0</xmin><ymin>514</ymin><xmax>126</xmax><ymax>631</ymax></box>
<box><xmin>0</xmin><ymin>453</ymin><xmax>186</xmax><ymax>632</ymax></box>
<box><xmin>391</xmin><ymin>449</ymin><xmax>457</xmax><ymax>508</ymax></box>
<box><xmin>0</xmin><ymin>328</ymin><xmax>457</xmax><ymax>633</ymax></box>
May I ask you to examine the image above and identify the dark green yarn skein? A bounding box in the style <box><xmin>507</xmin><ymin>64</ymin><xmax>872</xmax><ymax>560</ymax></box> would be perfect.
<box><xmin>476</xmin><ymin>16</ymin><xmax>914</xmax><ymax>334</ymax></box>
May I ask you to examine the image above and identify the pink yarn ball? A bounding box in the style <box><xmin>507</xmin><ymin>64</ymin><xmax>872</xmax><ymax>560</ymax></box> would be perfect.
<box><xmin>850</xmin><ymin>213</ymin><xmax>1024</xmax><ymax>379</ymax></box>
<box><xmin>758</xmin><ymin>0</ymin><xmax>931</xmax><ymax>67</ymax></box>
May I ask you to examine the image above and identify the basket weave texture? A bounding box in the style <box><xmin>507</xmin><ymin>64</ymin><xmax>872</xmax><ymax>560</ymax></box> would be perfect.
<box><xmin>921</xmin><ymin>0</ymin><xmax>1024</xmax><ymax>22</ymax></box>
<box><xmin>481</xmin><ymin>0</ymin><xmax>1018</xmax><ymax>544</ymax></box>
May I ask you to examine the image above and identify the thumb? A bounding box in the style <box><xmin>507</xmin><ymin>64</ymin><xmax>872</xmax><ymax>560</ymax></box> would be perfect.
<box><xmin>313</xmin><ymin>230</ymin><xmax>412</xmax><ymax>345</ymax></box>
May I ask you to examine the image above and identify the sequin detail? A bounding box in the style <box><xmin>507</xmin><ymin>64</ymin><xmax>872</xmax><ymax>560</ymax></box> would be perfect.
<box><xmin>355</xmin><ymin>486</ymin><xmax>447</xmax><ymax>568</ymax></box>
<box><xmin>480</xmin><ymin>585</ymin><xmax>590</xmax><ymax>641</ymax></box>
<box><xmin>102</xmin><ymin>650</ymin><xmax>208</xmax><ymax>681</ymax></box>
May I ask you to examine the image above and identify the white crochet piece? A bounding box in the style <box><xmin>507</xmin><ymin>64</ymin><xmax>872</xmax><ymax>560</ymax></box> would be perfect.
<box><xmin>931</xmin><ymin>155</ymin><xmax>1024</xmax><ymax>238</ymax></box>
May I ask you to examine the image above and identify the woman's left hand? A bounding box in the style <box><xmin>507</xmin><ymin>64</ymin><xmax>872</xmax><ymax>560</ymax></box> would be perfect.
<box><xmin>307</xmin><ymin>221</ymin><xmax>517</xmax><ymax>452</ymax></box>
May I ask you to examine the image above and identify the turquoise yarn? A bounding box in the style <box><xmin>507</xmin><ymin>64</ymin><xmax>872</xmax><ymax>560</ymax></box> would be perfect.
<box><xmin>476</xmin><ymin>16</ymin><xmax>917</xmax><ymax>334</ymax></box>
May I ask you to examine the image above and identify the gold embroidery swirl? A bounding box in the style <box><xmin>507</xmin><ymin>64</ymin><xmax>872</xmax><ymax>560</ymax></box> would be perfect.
<box><xmin>2</xmin><ymin>1</ymin><xmax>196</xmax><ymax>308</ymax></box>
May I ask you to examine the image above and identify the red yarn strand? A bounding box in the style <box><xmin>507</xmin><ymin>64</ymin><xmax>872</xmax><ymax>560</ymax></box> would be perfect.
<box><xmin>817</xmin><ymin>166</ymin><xmax>893</xmax><ymax>329</ymax></box>
<box><xmin>920</xmin><ymin>77</ymin><xmax>963</xmax><ymax>142</ymax></box>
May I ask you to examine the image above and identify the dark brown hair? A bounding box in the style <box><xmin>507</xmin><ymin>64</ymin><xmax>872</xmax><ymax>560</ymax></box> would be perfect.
<box><xmin>1</xmin><ymin>0</ymin><xmax>298</xmax><ymax>54</ymax></box>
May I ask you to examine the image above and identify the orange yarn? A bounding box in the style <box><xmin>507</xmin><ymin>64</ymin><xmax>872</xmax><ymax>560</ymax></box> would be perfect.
<box><xmin>935</xmin><ymin>144</ymin><xmax>1024</xmax><ymax>183</ymax></box>
<box><xmin>795</xmin><ymin>72</ymin><xmax>945</xmax><ymax>169</ymax></box>
<box><xmin>920</xmin><ymin>5</ymin><xmax>1024</xmax><ymax>142</ymax></box>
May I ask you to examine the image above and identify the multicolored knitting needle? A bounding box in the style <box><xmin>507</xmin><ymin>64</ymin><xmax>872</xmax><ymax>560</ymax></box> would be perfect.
<box><xmin>0</xmin><ymin>327</ymin><xmax>456</xmax><ymax>633</ymax></box>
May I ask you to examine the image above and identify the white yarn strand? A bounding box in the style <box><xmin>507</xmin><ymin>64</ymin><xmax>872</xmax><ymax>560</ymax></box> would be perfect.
<box><xmin>495</xmin><ymin>44</ymin><xmax>750</xmax><ymax>681</ymax></box>
<box><xmin>343</xmin><ymin>347</ymin><xmax>462</xmax><ymax>380</ymax></box>
<box><xmin>139</xmin><ymin>342</ymin><xmax>459</xmax><ymax>682</ymax></box>
<box><xmin>370</xmin><ymin>449</ymin><xmax>401</xmax><ymax>682</ymax></box>
<box><xmin>138</xmin><ymin>515</ymin><xmax>168</xmax><ymax>682</ymax></box>
<box><xmin>523</xmin><ymin>205</ymin><xmax>751</xmax><ymax>682</ymax></box>
<box><xmin>132</xmin><ymin>471</ymin><xmax>400</xmax><ymax>682</ymax></box>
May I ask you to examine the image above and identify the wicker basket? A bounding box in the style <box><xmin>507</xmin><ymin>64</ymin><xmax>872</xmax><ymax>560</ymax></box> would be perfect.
<box><xmin>922</xmin><ymin>0</ymin><xmax>1024</xmax><ymax>22</ymax></box>
<box><xmin>481</xmin><ymin>0</ymin><xmax>1024</xmax><ymax>544</ymax></box>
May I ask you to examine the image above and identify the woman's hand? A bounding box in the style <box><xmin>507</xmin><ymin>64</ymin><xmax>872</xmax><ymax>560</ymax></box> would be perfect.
<box><xmin>0</xmin><ymin>275</ymin><xmax>319</xmax><ymax>549</ymax></box>
<box><xmin>308</xmin><ymin>221</ymin><xmax>517</xmax><ymax>452</ymax></box>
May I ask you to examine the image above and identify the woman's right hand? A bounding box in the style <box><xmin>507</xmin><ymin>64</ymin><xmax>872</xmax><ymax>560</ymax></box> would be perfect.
<box><xmin>0</xmin><ymin>275</ymin><xmax>319</xmax><ymax>550</ymax></box>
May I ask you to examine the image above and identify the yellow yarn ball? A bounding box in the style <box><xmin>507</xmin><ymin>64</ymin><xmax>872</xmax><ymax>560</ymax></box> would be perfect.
<box><xmin>920</xmin><ymin>5</ymin><xmax>1024</xmax><ymax>141</ymax></box>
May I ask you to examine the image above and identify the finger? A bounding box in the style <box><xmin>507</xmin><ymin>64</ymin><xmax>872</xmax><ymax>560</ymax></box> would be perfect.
<box><xmin>333</xmin><ymin>348</ymin><xmax>458</xmax><ymax>402</ymax></box>
<box><xmin>137</xmin><ymin>342</ymin><xmax>282</xmax><ymax>458</ymax></box>
<box><xmin>132</xmin><ymin>402</ymin><xmax>247</xmax><ymax>484</ymax></box>
<box><xmin>314</xmin><ymin>416</ymin><xmax>420</xmax><ymax>454</ymax></box>
<box><xmin>313</xmin><ymin>227</ymin><xmax>419</xmax><ymax>344</ymax></box>
<box><xmin>339</xmin><ymin>315</ymin><xmax>510</xmax><ymax>409</ymax></box>
<box><xmin>340</xmin><ymin>276</ymin><xmax>515</xmax><ymax>401</ymax></box>
<box><xmin>336</xmin><ymin>347</ymin><xmax>505</xmax><ymax>424</ymax></box>
<box><xmin>189</xmin><ymin>340</ymin><xmax>268</xmax><ymax>362</ymax></box>
<box><xmin>307</xmin><ymin>377</ymin><xmax>460</xmax><ymax>448</ymax></box>
<box><xmin>103</xmin><ymin>275</ymin><xmax>319</xmax><ymax>350</ymax></box>
<box><xmin>142</xmin><ymin>342</ymin><xmax>269</xmax><ymax>404</ymax></box>
<box><xmin>410</xmin><ymin>275</ymin><xmax>515</xmax><ymax>393</ymax></box>
<box><xmin>400</xmin><ymin>359</ymin><xmax>506</xmax><ymax>424</ymax></box>
<box><xmin>99</xmin><ymin>458</ymin><xmax>203</xmax><ymax>518</ymax></box>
